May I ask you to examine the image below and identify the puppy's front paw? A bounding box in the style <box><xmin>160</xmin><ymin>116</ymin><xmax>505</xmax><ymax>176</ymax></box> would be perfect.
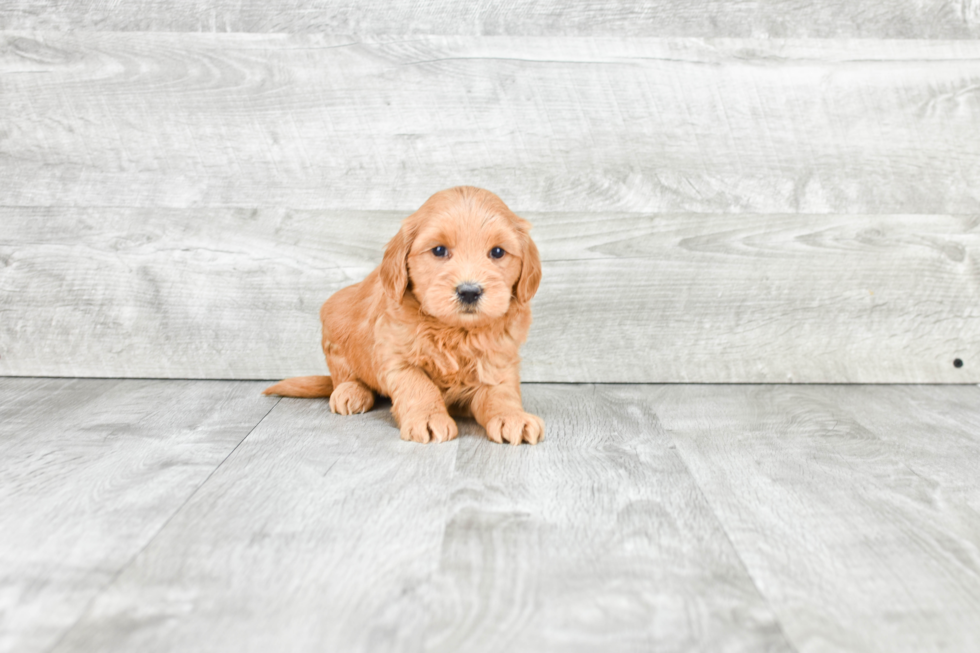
<box><xmin>400</xmin><ymin>412</ymin><xmax>458</xmax><ymax>444</ymax></box>
<box><xmin>329</xmin><ymin>381</ymin><xmax>375</xmax><ymax>415</ymax></box>
<box><xmin>486</xmin><ymin>411</ymin><xmax>545</xmax><ymax>445</ymax></box>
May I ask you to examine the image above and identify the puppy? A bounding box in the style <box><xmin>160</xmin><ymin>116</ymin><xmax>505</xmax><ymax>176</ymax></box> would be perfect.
<box><xmin>264</xmin><ymin>186</ymin><xmax>544</xmax><ymax>445</ymax></box>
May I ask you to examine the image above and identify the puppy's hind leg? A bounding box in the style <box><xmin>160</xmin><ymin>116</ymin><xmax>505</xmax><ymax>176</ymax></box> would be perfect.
<box><xmin>329</xmin><ymin>380</ymin><xmax>375</xmax><ymax>415</ymax></box>
<box><xmin>323</xmin><ymin>348</ymin><xmax>375</xmax><ymax>415</ymax></box>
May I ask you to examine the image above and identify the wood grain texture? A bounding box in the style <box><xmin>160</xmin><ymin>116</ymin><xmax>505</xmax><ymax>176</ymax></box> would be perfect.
<box><xmin>3</xmin><ymin>34</ymin><xmax>980</xmax><ymax>214</ymax></box>
<box><xmin>2</xmin><ymin>0</ymin><xmax>979</xmax><ymax>37</ymax></box>
<box><xmin>1</xmin><ymin>207</ymin><xmax>976</xmax><ymax>383</ymax></box>
<box><xmin>6</xmin><ymin>381</ymin><xmax>980</xmax><ymax>651</ymax></box>
<box><xmin>653</xmin><ymin>384</ymin><xmax>980</xmax><ymax>653</ymax></box>
<box><xmin>44</xmin><ymin>384</ymin><xmax>793</xmax><ymax>652</ymax></box>
<box><xmin>423</xmin><ymin>384</ymin><xmax>792</xmax><ymax>652</ymax></box>
<box><xmin>49</xmin><ymin>395</ymin><xmax>460</xmax><ymax>653</ymax></box>
<box><xmin>0</xmin><ymin>378</ymin><xmax>276</xmax><ymax>653</ymax></box>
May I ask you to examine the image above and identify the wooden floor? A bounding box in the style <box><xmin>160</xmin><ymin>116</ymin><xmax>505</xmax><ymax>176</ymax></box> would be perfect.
<box><xmin>2</xmin><ymin>379</ymin><xmax>979</xmax><ymax>652</ymax></box>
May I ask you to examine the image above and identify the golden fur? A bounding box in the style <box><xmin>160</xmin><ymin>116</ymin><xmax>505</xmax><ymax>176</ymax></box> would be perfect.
<box><xmin>264</xmin><ymin>186</ymin><xmax>544</xmax><ymax>445</ymax></box>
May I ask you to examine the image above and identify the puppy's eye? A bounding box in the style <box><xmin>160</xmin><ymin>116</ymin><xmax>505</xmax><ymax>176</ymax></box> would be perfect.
<box><xmin>490</xmin><ymin>246</ymin><xmax>505</xmax><ymax>259</ymax></box>
<box><xmin>432</xmin><ymin>246</ymin><xmax>448</xmax><ymax>258</ymax></box>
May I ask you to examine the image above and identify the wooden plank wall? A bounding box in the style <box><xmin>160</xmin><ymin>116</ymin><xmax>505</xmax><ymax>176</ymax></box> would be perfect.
<box><xmin>3</xmin><ymin>1</ymin><xmax>980</xmax><ymax>37</ymax></box>
<box><xmin>0</xmin><ymin>4</ymin><xmax>978</xmax><ymax>382</ymax></box>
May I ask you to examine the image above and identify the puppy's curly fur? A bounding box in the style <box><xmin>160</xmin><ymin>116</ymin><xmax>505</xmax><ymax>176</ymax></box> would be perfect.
<box><xmin>264</xmin><ymin>186</ymin><xmax>544</xmax><ymax>445</ymax></box>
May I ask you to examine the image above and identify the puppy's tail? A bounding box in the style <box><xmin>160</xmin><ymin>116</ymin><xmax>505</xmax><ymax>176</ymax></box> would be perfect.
<box><xmin>262</xmin><ymin>375</ymin><xmax>334</xmax><ymax>398</ymax></box>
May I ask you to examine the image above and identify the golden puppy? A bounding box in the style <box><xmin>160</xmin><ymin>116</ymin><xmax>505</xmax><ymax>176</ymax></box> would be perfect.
<box><xmin>264</xmin><ymin>186</ymin><xmax>544</xmax><ymax>445</ymax></box>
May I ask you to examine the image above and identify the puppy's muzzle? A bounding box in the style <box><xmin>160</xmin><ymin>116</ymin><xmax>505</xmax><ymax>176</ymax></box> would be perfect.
<box><xmin>456</xmin><ymin>282</ymin><xmax>483</xmax><ymax>306</ymax></box>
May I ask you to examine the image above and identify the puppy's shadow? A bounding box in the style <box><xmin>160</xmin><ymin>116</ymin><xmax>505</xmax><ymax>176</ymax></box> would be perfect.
<box><xmin>369</xmin><ymin>396</ymin><xmax>483</xmax><ymax>440</ymax></box>
<box><xmin>453</xmin><ymin>417</ymin><xmax>484</xmax><ymax>440</ymax></box>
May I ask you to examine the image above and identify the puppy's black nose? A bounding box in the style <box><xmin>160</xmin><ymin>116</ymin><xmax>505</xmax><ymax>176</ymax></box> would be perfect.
<box><xmin>456</xmin><ymin>282</ymin><xmax>483</xmax><ymax>305</ymax></box>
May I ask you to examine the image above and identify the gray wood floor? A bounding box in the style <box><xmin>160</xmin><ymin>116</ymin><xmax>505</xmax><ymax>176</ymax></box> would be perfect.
<box><xmin>2</xmin><ymin>379</ymin><xmax>978</xmax><ymax>652</ymax></box>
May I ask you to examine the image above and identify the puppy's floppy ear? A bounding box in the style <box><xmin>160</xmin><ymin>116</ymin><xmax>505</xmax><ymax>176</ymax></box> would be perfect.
<box><xmin>380</xmin><ymin>221</ymin><xmax>414</xmax><ymax>302</ymax></box>
<box><xmin>515</xmin><ymin>230</ymin><xmax>542</xmax><ymax>304</ymax></box>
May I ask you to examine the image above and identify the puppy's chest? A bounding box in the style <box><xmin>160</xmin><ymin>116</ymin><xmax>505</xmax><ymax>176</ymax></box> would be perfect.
<box><xmin>411</xmin><ymin>331</ymin><xmax>513</xmax><ymax>390</ymax></box>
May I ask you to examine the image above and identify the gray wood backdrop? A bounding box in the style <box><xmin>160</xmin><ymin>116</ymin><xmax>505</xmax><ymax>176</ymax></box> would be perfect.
<box><xmin>1</xmin><ymin>4</ymin><xmax>978</xmax><ymax>383</ymax></box>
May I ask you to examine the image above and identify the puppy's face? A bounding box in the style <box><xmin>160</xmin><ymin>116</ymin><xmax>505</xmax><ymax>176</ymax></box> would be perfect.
<box><xmin>381</xmin><ymin>187</ymin><xmax>541</xmax><ymax>327</ymax></box>
<box><xmin>408</xmin><ymin>211</ymin><xmax>523</xmax><ymax>327</ymax></box>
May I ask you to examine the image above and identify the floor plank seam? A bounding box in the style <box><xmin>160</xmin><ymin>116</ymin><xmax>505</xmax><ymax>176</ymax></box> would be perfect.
<box><xmin>3</xmin><ymin>377</ymin><xmax>979</xmax><ymax>388</ymax></box>
<box><xmin>659</xmin><ymin>419</ymin><xmax>802</xmax><ymax>653</ymax></box>
<box><xmin>420</xmin><ymin>425</ymin><xmax>466</xmax><ymax>644</ymax></box>
<box><xmin>40</xmin><ymin>393</ymin><xmax>283</xmax><ymax>653</ymax></box>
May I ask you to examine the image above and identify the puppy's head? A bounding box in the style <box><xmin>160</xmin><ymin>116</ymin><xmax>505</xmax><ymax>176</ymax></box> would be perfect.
<box><xmin>380</xmin><ymin>186</ymin><xmax>541</xmax><ymax>327</ymax></box>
